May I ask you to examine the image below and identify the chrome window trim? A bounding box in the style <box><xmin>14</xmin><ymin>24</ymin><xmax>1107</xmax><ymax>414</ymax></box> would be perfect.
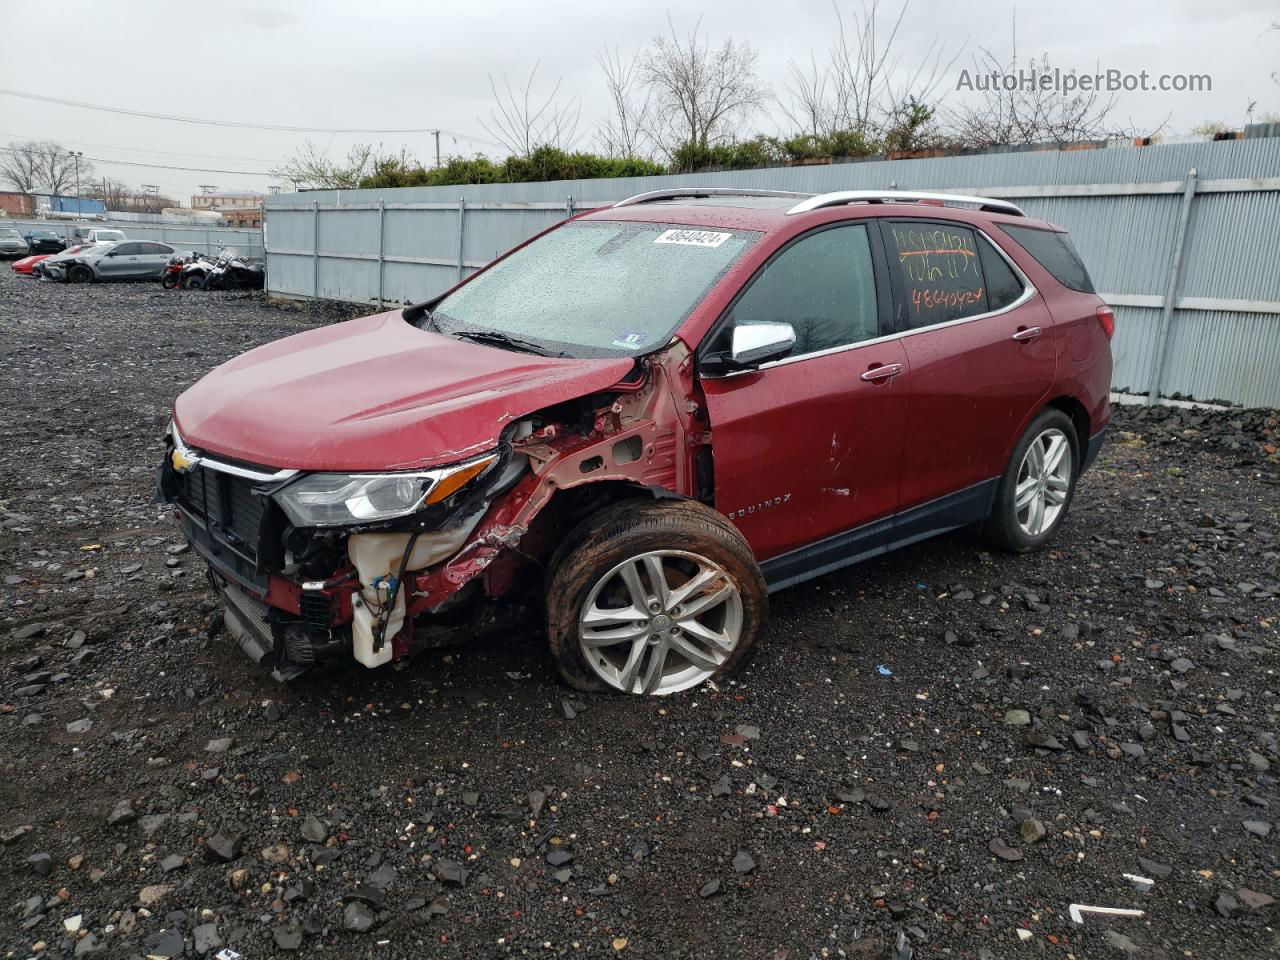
<box><xmin>169</xmin><ymin>423</ymin><xmax>299</xmax><ymax>483</ymax></box>
<box><xmin>710</xmin><ymin>226</ymin><xmax>1038</xmax><ymax>378</ymax></box>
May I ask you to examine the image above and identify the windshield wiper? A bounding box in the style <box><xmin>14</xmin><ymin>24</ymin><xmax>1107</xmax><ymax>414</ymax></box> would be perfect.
<box><xmin>451</xmin><ymin>328</ymin><xmax>567</xmax><ymax>358</ymax></box>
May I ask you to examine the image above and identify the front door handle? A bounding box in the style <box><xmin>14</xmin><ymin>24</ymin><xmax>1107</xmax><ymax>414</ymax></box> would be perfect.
<box><xmin>1012</xmin><ymin>325</ymin><xmax>1042</xmax><ymax>342</ymax></box>
<box><xmin>860</xmin><ymin>362</ymin><xmax>903</xmax><ymax>382</ymax></box>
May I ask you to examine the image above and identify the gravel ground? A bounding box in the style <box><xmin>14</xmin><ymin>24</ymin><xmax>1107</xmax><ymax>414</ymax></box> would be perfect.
<box><xmin>1</xmin><ymin>267</ymin><xmax>1278</xmax><ymax>960</ymax></box>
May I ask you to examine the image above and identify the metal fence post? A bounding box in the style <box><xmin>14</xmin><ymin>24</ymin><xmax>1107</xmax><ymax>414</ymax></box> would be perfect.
<box><xmin>313</xmin><ymin>200</ymin><xmax>321</xmax><ymax>299</ymax></box>
<box><xmin>204</xmin><ymin>227</ymin><xmax>211</xmax><ymax>256</ymax></box>
<box><xmin>1147</xmin><ymin>168</ymin><xmax>1199</xmax><ymax>405</ymax></box>
<box><xmin>566</xmin><ymin>194</ymin><xmax>573</xmax><ymax>219</ymax></box>
<box><xmin>377</xmin><ymin>199</ymin><xmax>386</xmax><ymax>308</ymax></box>
<box><xmin>456</xmin><ymin>197</ymin><xmax>466</xmax><ymax>282</ymax></box>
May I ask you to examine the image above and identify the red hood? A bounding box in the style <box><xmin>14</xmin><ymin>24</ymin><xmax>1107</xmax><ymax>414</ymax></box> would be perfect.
<box><xmin>173</xmin><ymin>310</ymin><xmax>634</xmax><ymax>471</ymax></box>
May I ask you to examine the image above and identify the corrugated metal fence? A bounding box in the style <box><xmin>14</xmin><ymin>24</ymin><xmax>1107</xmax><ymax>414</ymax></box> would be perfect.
<box><xmin>263</xmin><ymin>137</ymin><xmax>1280</xmax><ymax>407</ymax></box>
<box><xmin>7</xmin><ymin>217</ymin><xmax>263</xmax><ymax>258</ymax></box>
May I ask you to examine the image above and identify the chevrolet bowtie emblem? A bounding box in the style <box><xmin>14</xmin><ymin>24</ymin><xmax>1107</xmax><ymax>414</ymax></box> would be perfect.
<box><xmin>170</xmin><ymin>448</ymin><xmax>198</xmax><ymax>473</ymax></box>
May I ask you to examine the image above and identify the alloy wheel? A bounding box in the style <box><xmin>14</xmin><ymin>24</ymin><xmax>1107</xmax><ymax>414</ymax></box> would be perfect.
<box><xmin>578</xmin><ymin>549</ymin><xmax>743</xmax><ymax>695</ymax></box>
<box><xmin>1014</xmin><ymin>427</ymin><xmax>1073</xmax><ymax>536</ymax></box>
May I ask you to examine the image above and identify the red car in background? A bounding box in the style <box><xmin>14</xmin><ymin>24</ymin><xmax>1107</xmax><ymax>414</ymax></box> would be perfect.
<box><xmin>160</xmin><ymin>188</ymin><xmax>1113</xmax><ymax>695</ymax></box>
<box><xmin>11</xmin><ymin>254</ymin><xmax>52</xmax><ymax>275</ymax></box>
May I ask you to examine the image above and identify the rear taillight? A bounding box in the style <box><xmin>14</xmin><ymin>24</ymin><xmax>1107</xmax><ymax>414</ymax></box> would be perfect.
<box><xmin>1096</xmin><ymin>305</ymin><xmax>1115</xmax><ymax>340</ymax></box>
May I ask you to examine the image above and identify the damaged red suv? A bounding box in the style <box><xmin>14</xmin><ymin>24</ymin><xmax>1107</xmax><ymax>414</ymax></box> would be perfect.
<box><xmin>160</xmin><ymin>188</ymin><xmax>1112</xmax><ymax>694</ymax></box>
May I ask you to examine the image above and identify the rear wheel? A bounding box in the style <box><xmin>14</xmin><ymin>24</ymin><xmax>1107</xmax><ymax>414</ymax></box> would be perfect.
<box><xmin>546</xmin><ymin>499</ymin><xmax>767</xmax><ymax>695</ymax></box>
<box><xmin>181</xmin><ymin>273</ymin><xmax>205</xmax><ymax>290</ymax></box>
<box><xmin>983</xmin><ymin>408</ymin><xmax>1079</xmax><ymax>552</ymax></box>
<box><xmin>67</xmin><ymin>264</ymin><xmax>93</xmax><ymax>284</ymax></box>
<box><xmin>161</xmin><ymin>272</ymin><xmax>180</xmax><ymax>289</ymax></box>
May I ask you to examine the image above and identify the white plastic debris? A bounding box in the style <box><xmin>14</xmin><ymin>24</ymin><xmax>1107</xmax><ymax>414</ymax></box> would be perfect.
<box><xmin>1068</xmin><ymin>903</ymin><xmax>1145</xmax><ymax>925</ymax></box>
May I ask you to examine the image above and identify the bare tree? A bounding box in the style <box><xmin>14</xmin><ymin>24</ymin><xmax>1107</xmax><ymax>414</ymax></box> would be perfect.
<box><xmin>640</xmin><ymin>17</ymin><xmax>769</xmax><ymax>157</ymax></box>
<box><xmin>270</xmin><ymin>141</ymin><xmax>378</xmax><ymax>189</ymax></box>
<box><xmin>946</xmin><ymin>17</ymin><xmax>1118</xmax><ymax>148</ymax></box>
<box><xmin>0</xmin><ymin>140</ymin><xmax>93</xmax><ymax>194</ymax></box>
<box><xmin>596</xmin><ymin>47</ymin><xmax>654</xmax><ymax>158</ymax></box>
<box><xmin>481</xmin><ymin>63</ymin><xmax>581</xmax><ymax>158</ymax></box>
<box><xmin>780</xmin><ymin>52</ymin><xmax>837</xmax><ymax>138</ymax></box>
<box><xmin>780</xmin><ymin>2</ymin><xmax>962</xmax><ymax>145</ymax></box>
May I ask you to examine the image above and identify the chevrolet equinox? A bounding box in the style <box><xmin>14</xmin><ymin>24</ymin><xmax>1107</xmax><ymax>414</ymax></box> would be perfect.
<box><xmin>160</xmin><ymin>188</ymin><xmax>1112</xmax><ymax>695</ymax></box>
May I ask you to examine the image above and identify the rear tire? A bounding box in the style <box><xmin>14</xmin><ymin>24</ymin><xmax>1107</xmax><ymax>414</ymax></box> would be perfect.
<box><xmin>161</xmin><ymin>273</ymin><xmax>180</xmax><ymax>289</ymax></box>
<box><xmin>181</xmin><ymin>274</ymin><xmax>205</xmax><ymax>290</ymax></box>
<box><xmin>546</xmin><ymin>498</ymin><xmax>767</xmax><ymax>695</ymax></box>
<box><xmin>67</xmin><ymin>264</ymin><xmax>93</xmax><ymax>284</ymax></box>
<box><xmin>983</xmin><ymin>408</ymin><xmax>1079</xmax><ymax>553</ymax></box>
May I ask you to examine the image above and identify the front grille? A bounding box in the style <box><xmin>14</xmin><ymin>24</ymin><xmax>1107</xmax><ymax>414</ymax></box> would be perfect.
<box><xmin>179</xmin><ymin>464</ymin><xmax>267</xmax><ymax>560</ymax></box>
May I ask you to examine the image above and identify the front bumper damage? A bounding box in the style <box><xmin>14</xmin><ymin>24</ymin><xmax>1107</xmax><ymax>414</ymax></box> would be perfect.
<box><xmin>158</xmin><ymin>340</ymin><xmax>705</xmax><ymax>679</ymax></box>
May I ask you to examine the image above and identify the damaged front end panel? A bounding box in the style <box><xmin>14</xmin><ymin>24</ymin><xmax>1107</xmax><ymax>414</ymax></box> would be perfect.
<box><xmin>158</xmin><ymin>340</ymin><xmax>705</xmax><ymax>680</ymax></box>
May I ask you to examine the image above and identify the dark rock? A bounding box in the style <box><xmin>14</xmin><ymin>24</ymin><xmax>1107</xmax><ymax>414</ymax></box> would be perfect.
<box><xmin>344</xmin><ymin>901</ymin><xmax>376</xmax><ymax>932</ymax></box>
<box><xmin>432</xmin><ymin>858</ymin><xmax>466</xmax><ymax>886</ymax></box>
<box><xmin>27</xmin><ymin>852</ymin><xmax>52</xmax><ymax>876</ymax></box>
<box><xmin>107</xmin><ymin>798</ymin><xmax>137</xmax><ymax>826</ymax></box>
<box><xmin>988</xmin><ymin>838</ymin><xmax>1023</xmax><ymax>862</ymax></box>
<box><xmin>301</xmin><ymin>814</ymin><xmax>327</xmax><ymax>843</ymax></box>
<box><xmin>274</xmin><ymin>922</ymin><xmax>304</xmax><ymax>950</ymax></box>
<box><xmin>204</xmin><ymin>832</ymin><xmax>242</xmax><ymax>863</ymax></box>
<box><xmin>732</xmin><ymin>849</ymin><xmax>755</xmax><ymax>874</ymax></box>
<box><xmin>699</xmin><ymin>878</ymin><xmax>721</xmax><ymax>898</ymax></box>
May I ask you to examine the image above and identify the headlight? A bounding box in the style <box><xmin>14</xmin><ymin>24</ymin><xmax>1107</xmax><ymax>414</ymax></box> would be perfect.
<box><xmin>274</xmin><ymin>453</ymin><xmax>498</xmax><ymax>527</ymax></box>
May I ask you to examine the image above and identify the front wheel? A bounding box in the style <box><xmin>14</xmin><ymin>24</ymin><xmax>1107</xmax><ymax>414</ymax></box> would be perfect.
<box><xmin>67</xmin><ymin>264</ymin><xmax>93</xmax><ymax>284</ymax></box>
<box><xmin>983</xmin><ymin>408</ymin><xmax>1079</xmax><ymax>552</ymax></box>
<box><xmin>546</xmin><ymin>499</ymin><xmax>767</xmax><ymax>695</ymax></box>
<box><xmin>181</xmin><ymin>273</ymin><xmax>205</xmax><ymax>290</ymax></box>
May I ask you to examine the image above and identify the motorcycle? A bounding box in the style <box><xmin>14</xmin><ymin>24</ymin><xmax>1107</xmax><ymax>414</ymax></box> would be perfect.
<box><xmin>203</xmin><ymin>248</ymin><xmax>265</xmax><ymax>291</ymax></box>
<box><xmin>162</xmin><ymin>251</ymin><xmax>209</xmax><ymax>289</ymax></box>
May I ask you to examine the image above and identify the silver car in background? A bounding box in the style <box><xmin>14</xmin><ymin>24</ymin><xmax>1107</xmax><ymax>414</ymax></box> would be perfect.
<box><xmin>0</xmin><ymin>228</ymin><xmax>29</xmax><ymax>259</ymax></box>
<box><xmin>46</xmin><ymin>240</ymin><xmax>181</xmax><ymax>282</ymax></box>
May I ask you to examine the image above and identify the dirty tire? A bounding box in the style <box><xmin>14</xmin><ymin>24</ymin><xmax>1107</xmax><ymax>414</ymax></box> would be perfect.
<box><xmin>67</xmin><ymin>264</ymin><xmax>93</xmax><ymax>284</ymax></box>
<box><xmin>982</xmin><ymin>407</ymin><xmax>1079</xmax><ymax>553</ymax></box>
<box><xmin>181</xmin><ymin>274</ymin><xmax>205</xmax><ymax>290</ymax></box>
<box><xmin>161</xmin><ymin>273</ymin><xmax>180</xmax><ymax>289</ymax></box>
<box><xmin>546</xmin><ymin>498</ymin><xmax>767</xmax><ymax>695</ymax></box>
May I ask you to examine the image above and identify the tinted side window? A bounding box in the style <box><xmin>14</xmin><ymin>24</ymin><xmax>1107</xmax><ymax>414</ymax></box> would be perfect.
<box><xmin>142</xmin><ymin>242</ymin><xmax>172</xmax><ymax>255</ymax></box>
<box><xmin>1001</xmin><ymin>224</ymin><xmax>1094</xmax><ymax>293</ymax></box>
<box><xmin>887</xmin><ymin>222</ymin><xmax>988</xmax><ymax>328</ymax></box>
<box><xmin>730</xmin><ymin>224</ymin><xmax>879</xmax><ymax>358</ymax></box>
<box><xmin>113</xmin><ymin>243</ymin><xmax>142</xmax><ymax>255</ymax></box>
<box><xmin>979</xmin><ymin>238</ymin><xmax>1024</xmax><ymax>311</ymax></box>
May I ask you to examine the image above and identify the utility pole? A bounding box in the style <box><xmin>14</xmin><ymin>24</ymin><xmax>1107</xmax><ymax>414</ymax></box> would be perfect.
<box><xmin>68</xmin><ymin>150</ymin><xmax>83</xmax><ymax>216</ymax></box>
<box><xmin>434</xmin><ymin>130</ymin><xmax>441</xmax><ymax>169</ymax></box>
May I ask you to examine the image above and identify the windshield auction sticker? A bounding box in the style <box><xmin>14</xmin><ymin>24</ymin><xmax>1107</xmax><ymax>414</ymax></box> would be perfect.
<box><xmin>653</xmin><ymin>229</ymin><xmax>732</xmax><ymax>248</ymax></box>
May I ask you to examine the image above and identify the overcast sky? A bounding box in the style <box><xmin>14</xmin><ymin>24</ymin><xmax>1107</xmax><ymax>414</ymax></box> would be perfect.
<box><xmin>1</xmin><ymin>0</ymin><xmax>1276</xmax><ymax>202</ymax></box>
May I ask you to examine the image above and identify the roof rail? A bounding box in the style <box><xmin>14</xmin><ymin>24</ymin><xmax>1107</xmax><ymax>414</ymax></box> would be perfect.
<box><xmin>786</xmin><ymin>190</ymin><xmax>1026</xmax><ymax>217</ymax></box>
<box><xmin>613</xmin><ymin>187</ymin><xmax>815</xmax><ymax>208</ymax></box>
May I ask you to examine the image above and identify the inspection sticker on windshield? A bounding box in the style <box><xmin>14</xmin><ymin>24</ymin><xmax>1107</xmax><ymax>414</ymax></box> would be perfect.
<box><xmin>653</xmin><ymin>229</ymin><xmax>732</xmax><ymax>248</ymax></box>
<box><xmin>612</xmin><ymin>331</ymin><xmax>649</xmax><ymax>349</ymax></box>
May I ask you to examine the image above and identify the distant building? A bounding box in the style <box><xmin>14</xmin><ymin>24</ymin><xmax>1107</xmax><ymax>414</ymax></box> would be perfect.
<box><xmin>0</xmin><ymin>191</ymin><xmax>35</xmax><ymax>217</ymax></box>
<box><xmin>190</xmin><ymin>191</ymin><xmax>264</xmax><ymax>228</ymax></box>
<box><xmin>219</xmin><ymin>207</ymin><xmax>263</xmax><ymax>229</ymax></box>
<box><xmin>191</xmin><ymin>191</ymin><xmax>264</xmax><ymax>212</ymax></box>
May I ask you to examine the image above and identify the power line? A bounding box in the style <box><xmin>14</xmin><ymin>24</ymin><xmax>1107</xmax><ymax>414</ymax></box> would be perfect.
<box><xmin>0</xmin><ymin>129</ymin><xmax>278</xmax><ymax>164</ymax></box>
<box><xmin>0</xmin><ymin>87</ymin><xmax>505</xmax><ymax>144</ymax></box>
<box><xmin>0</xmin><ymin>145</ymin><xmax>274</xmax><ymax>177</ymax></box>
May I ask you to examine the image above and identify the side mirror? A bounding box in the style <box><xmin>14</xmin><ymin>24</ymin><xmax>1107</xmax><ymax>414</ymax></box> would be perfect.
<box><xmin>728</xmin><ymin>322</ymin><xmax>797</xmax><ymax>368</ymax></box>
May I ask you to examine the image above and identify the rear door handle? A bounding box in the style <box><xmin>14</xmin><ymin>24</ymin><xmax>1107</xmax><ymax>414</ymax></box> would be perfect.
<box><xmin>860</xmin><ymin>362</ymin><xmax>903</xmax><ymax>382</ymax></box>
<box><xmin>1012</xmin><ymin>326</ymin><xmax>1042</xmax><ymax>342</ymax></box>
